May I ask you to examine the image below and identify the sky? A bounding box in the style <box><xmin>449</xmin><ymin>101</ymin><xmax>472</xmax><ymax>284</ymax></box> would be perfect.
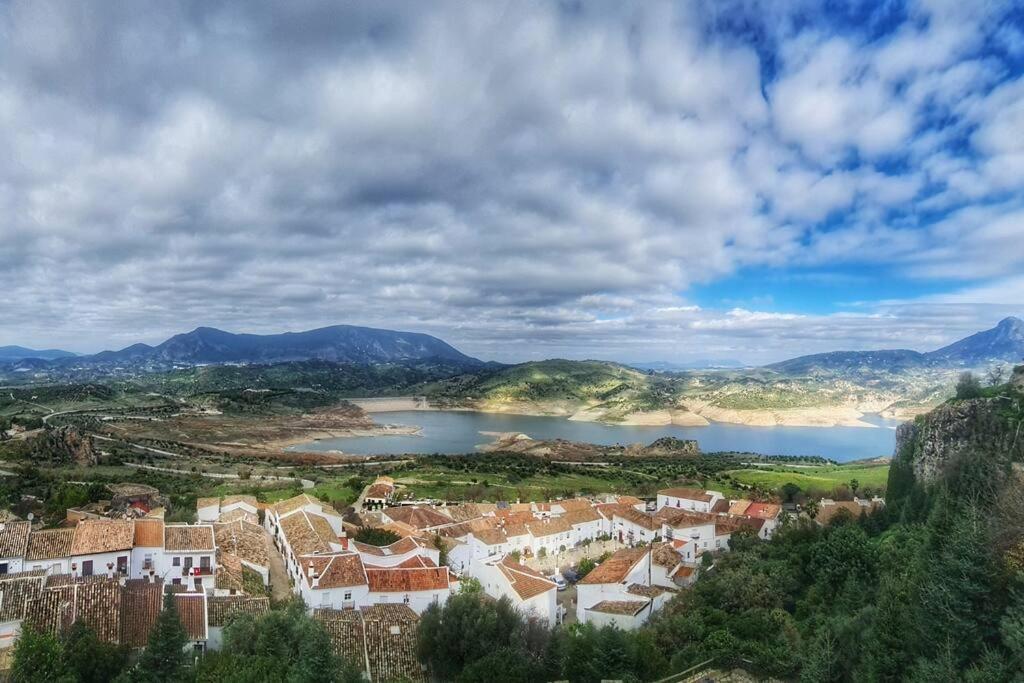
<box><xmin>1</xmin><ymin>0</ymin><xmax>1022</xmax><ymax>364</ymax></box>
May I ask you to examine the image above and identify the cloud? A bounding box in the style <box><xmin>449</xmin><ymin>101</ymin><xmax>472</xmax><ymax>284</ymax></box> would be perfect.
<box><xmin>0</xmin><ymin>0</ymin><xmax>1021</xmax><ymax>363</ymax></box>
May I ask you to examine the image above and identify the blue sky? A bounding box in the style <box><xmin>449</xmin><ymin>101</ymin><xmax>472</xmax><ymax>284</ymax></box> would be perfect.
<box><xmin>0</xmin><ymin>0</ymin><xmax>1022</xmax><ymax>363</ymax></box>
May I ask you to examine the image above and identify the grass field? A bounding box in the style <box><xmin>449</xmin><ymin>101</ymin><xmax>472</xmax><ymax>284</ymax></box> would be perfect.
<box><xmin>722</xmin><ymin>463</ymin><xmax>890</xmax><ymax>495</ymax></box>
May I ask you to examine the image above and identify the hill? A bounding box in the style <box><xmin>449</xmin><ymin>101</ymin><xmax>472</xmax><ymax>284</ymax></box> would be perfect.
<box><xmin>0</xmin><ymin>345</ymin><xmax>76</xmax><ymax>361</ymax></box>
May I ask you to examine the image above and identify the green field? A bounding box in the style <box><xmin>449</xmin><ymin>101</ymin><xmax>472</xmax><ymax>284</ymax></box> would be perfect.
<box><xmin>721</xmin><ymin>462</ymin><xmax>890</xmax><ymax>495</ymax></box>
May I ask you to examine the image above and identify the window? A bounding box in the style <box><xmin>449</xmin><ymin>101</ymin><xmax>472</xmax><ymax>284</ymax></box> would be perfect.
<box><xmin>0</xmin><ymin>563</ymin><xmax>7</xmax><ymax>575</ymax></box>
<box><xmin>403</xmin><ymin>594</ymin><xmax>410</xmax><ymax>604</ymax></box>
<box><xmin>343</xmin><ymin>591</ymin><xmax>352</xmax><ymax>601</ymax></box>
<box><xmin>82</xmin><ymin>560</ymin><xmax>94</xmax><ymax>576</ymax></box>
<box><xmin>194</xmin><ymin>578</ymin><xmax>202</xmax><ymax>591</ymax></box>
<box><xmin>172</xmin><ymin>578</ymin><xmax>181</xmax><ymax>585</ymax></box>
<box><xmin>200</xmin><ymin>556</ymin><xmax>211</xmax><ymax>570</ymax></box>
<box><xmin>173</xmin><ymin>557</ymin><xmax>181</xmax><ymax>567</ymax></box>
<box><xmin>117</xmin><ymin>555</ymin><xmax>128</xmax><ymax>575</ymax></box>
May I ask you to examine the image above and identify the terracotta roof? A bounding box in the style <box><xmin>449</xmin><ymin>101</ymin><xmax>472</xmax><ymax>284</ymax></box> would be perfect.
<box><xmin>0</xmin><ymin>574</ymin><xmax>44</xmax><ymax>622</ymax></box>
<box><xmin>816</xmin><ymin>499</ymin><xmax>881</xmax><ymax>526</ymax></box>
<box><xmin>70</xmin><ymin>520</ymin><xmax>134</xmax><ymax>555</ymax></box>
<box><xmin>314</xmin><ymin>608</ymin><xmax>366</xmax><ymax>668</ymax></box>
<box><xmin>728</xmin><ymin>500</ymin><xmax>752</xmax><ymax>516</ymax></box>
<box><xmin>272</xmin><ymin>493</ymin><xmax>331</xmax><ymax>517</ymax></box>
<box><xmin>26</xmin><ymin>579</ymin><xmax>123</xmax><ymax>643</ymax></box>
<box><xmin>0</xmin><ymin>521</ymin><xmax>31</xmax><ymax>558</ymax></box>
<box><xmin>196</xmin><ymin>497</ymin><xmax>219</xmax><ymax>510</ymax></box>
<box><xmin>658</xmin><ymin>487</ymin><xmax>714</xmax><ymax>502</ymax></box>
<box><xmin>626</xmin><ymin>583</ymin><xmax>674</xmax><ymax>598</ymax></box>
<box><xmin>651</xmin><ymin>543</ymin><xmax>684</xmax><ymax>570</ymax></box>
<box><xmin>25</xmin><ymin>528</ymin><xmax>75</xmax><ymax>561</ymax></box>
<box><xmin>219</xmin><ymin>508</ymin><xmax>258</xmax><ymax>524</ymax></box>
<box><xmin>216</xmin><ymin>552</ymin><xmax>244</xmax><ymax>593</ymax></box>
<box><xmin>365</xmin><ymin>483</ymin><xmax>394</xmax><ymax>499</ymax></box>
<box><xmin>612</xmin><ymin>506</ymin><xmax>660</xmax><ymax>531</ymax></box>
<box><xmin>654</xmin><ymin>507</ymin><xmax>716</xmax><ymax>529</ymax></box>
<box><xmin>579</xmin><ymin>547</ymin><xmax>648</xmax><ymax>585</ymax></box>
<box><xmin>133</xmin><ymin>519</ymin><xmax>165</xmax><ymax>548</ymax></box>
<box><xmin>175</xmin><ymin>593</ymin><xmax>207</xmax><ymax>640</ymax></box>
<box><xmin>587</xmin><ymin>600</ymin><xmax>649</xmax><ymax>616</ymax></box>
<box><xmin>497</xmin><ymin>557</ymin><xmax>556</xmax><ymax>600</ymax></box>
<box><xmin>207</xmin><ymin>596</ymin><xmax>270</xmax><ymax>627</ymax></box>
<box><xmin>214</xmin><ymin>520</ymin><xmax>268</xmax><ymax>567</ymax></box>
<box><xmin>472</xmin><ymin>528</ymin><xmax>508</xmax><ymax>546</ymax></box>
<box><xmin>745</xmin><ymin>503</ymin><xmax>782</xmax><ymax>520</ymax></box>
<box><xmin>164</xmin><ymin>525</ymin><xmax>215</xmax><ymax>552</ymax></box>
<box><xmin>526</xmin><ymin>518</ymin><xmax>573</xmax><ymax>538</ymax></box>
<box><xmin>383</xmin><ymin>506</ymin><xmax>452</xmax><ymax>530</ymax></box>
<box><xmin>365</xmin><ymin>566</ymin><xmax>450</xmax><ymax>592</ymax></box>
<box><xmin>120</xmin><ymin>580</ymin><xmax>163</xmax><ymax>647</ymax></box>
<box><xmin>221</xmin><ymin>495</ymin><xmax>257</xmax><ymax>508</ymax></box>
<box><xmin>715</xmin><ymin>516</ymin><xmax>765</xmax><ymax>535</ymax></box>
<box><xmin>617</xmin><ymin>496</ymin><xmax>643</xmax><ymax>506</ymax></box>
<box><xmin>362</xmin><ymin>604</ymin><xmax>425</xmax><ymax>683</ymax></box>
<box><xmin>442</xmin><ymin>504</ymin><xmax>485</xmax><ymax>523</ymax></box>
<box><xmin>302</xmin><ymin>553</ymin><xmax>367</xmax><ymax>589</ymax></box>
<box><xmin>563</xmin><ymin>508</ymin><xmax>601</xmax><ymax>525</ymax></box>
<box><xmin>554</xmin><ymin>498</ymin><xmax>593</xmax><ymax>512</ymax></box>
<box><xmin>711</xmin><ymin>499</ymin><xmax>731</xmax><ymax>514</ymax></box>
<box><xmin>280</xmin><ymin>510</ymin><xmax>338</xmax><ymax>556</ymax></box>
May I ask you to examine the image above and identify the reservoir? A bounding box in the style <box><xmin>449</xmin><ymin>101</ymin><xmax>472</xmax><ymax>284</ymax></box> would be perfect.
<box><xmin>289</xmin><ymin>410</ymin><xmax>902</xmax><ymax>462</ymax></box>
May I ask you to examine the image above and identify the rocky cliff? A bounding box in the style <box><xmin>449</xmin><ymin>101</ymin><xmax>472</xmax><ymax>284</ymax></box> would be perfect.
<box><xmin>893</xmin><ymin>366</ymin><xmax>1024</xmax><ymax>485</ymax></box>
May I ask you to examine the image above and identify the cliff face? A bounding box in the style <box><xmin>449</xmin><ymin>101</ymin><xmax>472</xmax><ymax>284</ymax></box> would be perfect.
<box><xmin>893</xmin><ymin>367</ymin><xmax>1024</xmax><ymax>486</ymax></box>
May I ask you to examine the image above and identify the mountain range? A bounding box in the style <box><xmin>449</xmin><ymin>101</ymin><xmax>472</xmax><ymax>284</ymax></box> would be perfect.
<box><xmin>767</xmin><ymin>316</ymin><xmax>1024</xmax><ymax>375</ymax></box>
<box><xmin>0</xmin><ymin>346</ymin><xmax>77</xmax><ymax>361</ymax></box>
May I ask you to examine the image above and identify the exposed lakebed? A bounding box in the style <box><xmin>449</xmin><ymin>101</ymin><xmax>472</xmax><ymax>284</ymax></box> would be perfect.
<box><xmin>288</xmin><ymin>410</ymin><xmax>902</xmax><ymax>462</ymax></box>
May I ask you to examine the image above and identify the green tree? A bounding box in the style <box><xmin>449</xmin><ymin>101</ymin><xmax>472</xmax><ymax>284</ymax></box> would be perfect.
<box><xmin>354</xmin><ymin>526</ymin><xmax>401</xmax><ymax>546</ymax></box>
<box><xmin>63</xmin><ymin>620</ymin><xmax>130</xmax><ymax>683</ymax></box>
<box><xmin>135</xmin><ymin>592</ymin><xmax>188</xmax><ymax>682</ymax></box>
<box><xmin>10</xmin><ymin>624</ymin><xmax>72</xmax><ymax>683</ymax></box>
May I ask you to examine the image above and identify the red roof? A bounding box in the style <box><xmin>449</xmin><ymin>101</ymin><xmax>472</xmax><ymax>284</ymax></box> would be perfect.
<box><xmin>365</xmin><ymin>566</ymin><xmax>451</xmax><ymax>592</ymax></box>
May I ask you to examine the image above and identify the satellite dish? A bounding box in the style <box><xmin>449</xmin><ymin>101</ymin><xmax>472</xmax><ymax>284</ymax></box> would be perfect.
<box><xmin>26</xmin><ymin>512</ymin><xmax>34</xmax><ymax>522</ymax></box>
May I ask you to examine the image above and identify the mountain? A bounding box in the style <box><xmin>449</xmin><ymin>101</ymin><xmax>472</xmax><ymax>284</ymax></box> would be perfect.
<box><xmin>925</xmin><ymin>316</ymin><xmax>1024</xmax><ymax>366</ymax></box>
<box><xmin>0</xmin><ymin>345</ymin><xmax>76</xmax><ymax>361</ymax></box>
<box><xmin>631</xmin><ymin>359</ymin><xmax>747</xmax><ymax>372</ymax></box>
<box><xmin>768</xmin><ymin>317</ymin><xmax>1024</xmax><ymax>375</ymax></box>
<box><xmin>89</xmin><ymin>325</ymin><xmax>483</xmax><ymax>367</ymax></box>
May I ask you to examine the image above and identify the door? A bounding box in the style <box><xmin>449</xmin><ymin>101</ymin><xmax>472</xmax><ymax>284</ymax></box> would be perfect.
<box><xmin>82</xmin><ymin>560</ymin><xmax>93</xmax><ymax>576</ymax></box>
<box><xmin>117</xmin><ymin>555</ymin><xmax>128</xmax><ymax>575</ymax></box>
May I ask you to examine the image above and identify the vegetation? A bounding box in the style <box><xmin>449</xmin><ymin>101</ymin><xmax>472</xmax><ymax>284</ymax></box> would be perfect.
<box><xmin>10</xmin><ymin>621</ymin><xmax>129</xmax><ymax>683</ymax></box>
<box><xmin>354</xmin><ymin>526</ymin><xmax>401</xmax><ymax>546</ymax></box>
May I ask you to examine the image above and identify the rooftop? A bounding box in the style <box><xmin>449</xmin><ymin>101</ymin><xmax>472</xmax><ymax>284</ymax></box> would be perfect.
<box><xmin>164</xmin><ymin>524</ymin><xmax>216</xmax><ymax>552</ymax></box>
<box><xmin>365</xmin><ymin>566</ymin><xmax>450</xmax><ymax>593</ymax></box>
<box><xmin>658</xmin><ymin>487</ymin><xmax>714</xmax><ymax>502</ymax></box>
<box><xmin>0</xmin><ymin>521</ymin><xmax>31</xmax><ymax>558</ymax></box>
<box><xmin>382</xmin><ymin>506</ymin><xmax>452</xmax><ymax>530</ymax></box>
<box><xmin>25</xmin><ymin>528</ymin><xmax>75</xmax><ymax>561</ymax></box>
<box><xmin>497</xmin><ymin>556</ymin><xmax>556</xmax><ymax>600</ymax></box>
<box><xmin>587</xmin><ymin>600</ymin><xmax>649</xmax><ymax>616</ymax></box>
<box><xmin>207</xmin><ymin>595</ymin><xmax>270</xmax><ymax>627</ymax></box>
<box><xmin>579</xmin><ymin>547</ymin><xmax>648</xmax><ymax>585</ymax></box>
<box><xmin>133</xmin><ymin>518</ymin><xmax>165</xmax><ymax>548</ymax></box>
<box><xmin>303</xmin><ymin>553</ymin><xmax>367</xmax><ymax>589</ymax></box>
<box><xmin>70</xmin><ymin>519</ymin><xmax>135</xmax><ymax>555</ymax></box>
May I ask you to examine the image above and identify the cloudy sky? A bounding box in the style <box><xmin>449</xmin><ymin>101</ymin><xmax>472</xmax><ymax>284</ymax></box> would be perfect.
<box><xmin>1</xmin><ymin>1</ymin><xmax>1022</xmax><ymax>364</ymax></box>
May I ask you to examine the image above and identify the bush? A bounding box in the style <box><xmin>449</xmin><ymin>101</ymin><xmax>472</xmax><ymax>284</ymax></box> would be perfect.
<box><xmin>354</xmin><ymin>526</ymin><xmax>401</xmax><ymax>546</ymax></box>
<box><xmin>956</xmin><ymin>372</ymin><xmax>983</xmax><ymax>399</ymax></box>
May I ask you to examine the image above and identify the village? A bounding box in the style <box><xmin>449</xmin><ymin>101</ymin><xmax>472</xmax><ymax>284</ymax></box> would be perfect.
<box><xmin>0</xmin><ymin>476</ymin><xmax>884</xmax><ymax>681</ymax></box>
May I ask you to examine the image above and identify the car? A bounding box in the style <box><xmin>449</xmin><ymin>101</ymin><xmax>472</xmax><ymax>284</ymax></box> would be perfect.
<box><xmin>561</xmin><ymin>567</ymin><xmax>580</xmax><ymax>584</ymax></box>
<box><xmin>551</xmin><ymin>574</ymin><xmax>568</xmax><ymax>591</ymax></box>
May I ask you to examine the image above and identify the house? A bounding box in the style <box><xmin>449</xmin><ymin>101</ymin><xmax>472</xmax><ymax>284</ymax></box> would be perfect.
<box><xmin>0</xmin><ymin>571</ymin><xmax>46</xmax><ymax>649</ymax></box>
<box><xmin>353</xmin><ymin>536</ymin><xmax>437</xmax><ymax>568</ymax></box>
<box><xmin>69</xmin><ymin>519</ymin><xmax>135</xmax><ymax>578</ymax></box>
<box><xmin>199</xmin><ymin>495</ymin><xmax>259</xmax><ymax>524</ymax></box>
<box><xmin>563</xmin><ymin>507</ymin><xmax>602</xmax><ymax>544</ymax></box>
<box><xmin>0</xmin><ymin>521</ymin><xmax>31</xmax><ymax>575</ymax></box>
<box><xmin>655</xmin><ymin>508</ymin><xmax>717</xmax><ymax>554</ymax></box>
<box><xmin>214</xmin><ymin>520</ymin><xmax>271</xmax><ymax>587</ymax></box>
<box><xmin>816</xmin><ymin>497</ymin><xmax>885</xmax><ymax>526</ymax></box>
<box><xmin>299</xmin><ymin>553</ymin><xmax>368</xmax><ymax>611</ymax></box>
<box><xmin>197</xmin><ymin>498</ymin><xmax>221</xmax><ymax>523</ymax></box>
<box><xmin>175</xmin><ymin>591</ymin><xmax>209</xmax><ymax>654</ymax></box>
<box><xmin>315</xmin><ymin>604</ymin><xmax>426</xmax><ymax>683</ymax></box>
<box><xmin>576</xmin><ymin>547</ymin><xmax>654</xmax><ymax>630</ymax></box>
<box><xmin>650</xmin><ymin>542</ymin><xmax>698</xmax><ymax>588</ymax></box>
<box><xmin>363</xmin><ymin>477</ymin><xmax>396</xmax><ymax>510</ymax></box>
<box><xmin>609</xmin><ymin>506</ymin><xmax>660</xmax><ymax>545</ymax></box>
<box><xmin>131</xmin><ymin>518</ymin><xmax>165</xmax><ymax>581</ymax></box>
<box><xmin>656</xmin><ymin>488</ymin><xmax>723</xmax><ymax>513</ymax></box>
<box><xmin>364</xmin><ymin>557</ymin><xmax>453</xmax><ymax>614</ymax></box>
<box><xmin>206</xmin><ymin>596</ymin><xmax>270</xmax><ymax>649</ymax></box>
<box><xmin>524</xmin><ymin>518</ymin><xmax>573</xmax><ymax>557</ymax></box>
<box><xmin>380</xmin><ymin>506</ymin><xmax>452</xmax><ymax>532</ymax></box>
<box><xmin>474</xmin><ymin>555</ymin><xmax>557</xmax><ymax>626</ymax></box>
<box><xmin>24</xmin><ymin>528</ymin><xmax>74</xmax><ymax>573</ymax></box>
<box><xmin>163</xmin><ymin>524</ymin><xmax>217</xmax><ymax>591</ymax></box>
<box><xmin>120</xmin><ymin>579</ymin><xmax>164</xmax><ymax>649</ymax></box>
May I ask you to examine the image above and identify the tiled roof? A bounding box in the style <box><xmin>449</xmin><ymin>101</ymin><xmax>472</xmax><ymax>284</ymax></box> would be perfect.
<box><xmin>70</xmin><ymin>520</ymin><xmax>134</xmax><ymax>555</ymax></box>
<box><xmin>164</xmin><ymin>524</ymin><xmax>215</xmax><ymax>552</ymax></box>
<box><xmin>365</xmin><ymin>483</ymin><xmax>394</xmax><ymax>499</ymax></box>
<box><xmin>563</xmin><ymin>508</ymin><xmax>601</xmax><ymax>525</ymax></box>
<box><xmin>617</xmin><ymin>496</ymin><xmax>643</xmax><ymax>506</ymax></box>
<box><xmin>711</xmin><ymin>499</ymin><xmax>731</xmax><ymax>514</ymax></box>
<box><xmin>715</xmin><ymin>516</ymin><xmax>765</xmax><ymax>535</ymax></box>
<box><xmin>25</xmin><ymin>528</ymin><xmax>75</xmax><ymax>560</ymax></box>
<box><xmin>207</xmin><ymin>596</ymin><xmax>270</xmax><ymax>627</ymax></box>
<box><xmin>272</xmin><ymin>493</ymin><xmax>330</xmax><ymax>516</ymax></box>
<box><xmin>728</xmin><ymin>500</ymin><xmax>752</xmax><ymax>516</ymax></box>
<box><xmin>654</xmin><ymin>507</ymin><xmax>716</xmax><ymax>529</ymax></box>
<box><xmin>816</xmin><ymin>499</ymin><xmax>881</xmax><ymax>525</ymax></box>
<box><xmin>120</xmin><ymin>580</ymin><xmax>163</xmax><ymax>647</ymax></box>
<box><xmin>26</xmin><ymin>579</ymin><xmax>123</xmax><ymax>643</ymax></box>
<box><xmin>626</xmin><ymin>583</ymin><xmax>673</xmax><ymax>598</ymax></box>
<box><xmin>554</xmin><ymin>498</ymin><xmax>593</xmax><ymax>512</ymax></box>
<box><xmin>745</xmin><ymin>503</ymin><xmax>782</xmax><ymax>520</ymax></box>
<box><xmin>133</xmin><ymin>519</ymin><xmax>165</xmax><ymax>548</ymax></box>
<box><xmin>175</xmin><ymin>593</ymin><xmax>208</xmax><ymax>640</ymax></box>
<box><xmin>214</xmin><ymin>520</ymin><xmax>268</xmax><ymax>567</ymax></box>
<box><xmin>219</xmin><ymin>508</ymin><xmax>258</xmax><ymax>525</ymax></box>
<box><xmin>443</xmin><ymin>504</ymin><xmax>484</xmax><ymax>523</ymax></box>
<box><xmin>472</xmin><ymin>528</ymin><xmax>508</xmax><ymax>546</ymax></box>
<box><xmin>587</xmin><ymin>600</ymin><xmax>649</xmax><ymax>616</ymax></box>
<box><xmin>526</xmin><ymin>518</ymin><xmax>573</xmax><ymax>538</ymax></box>
<box><xmin>314</xmin><ymin>608</ymin><xmax>365</xmax><ymax>667</ymax></box>
<box><xmin>362</xmin><ymin>604</ymin><xmax>425</xmax><ymax>683</ymax></box>
<box><xmin>611</xmin><ymin>506</ymin><xmax>659</xmax><ymax>531</ymax></box>
<box><xmin>303</xmin><ymin>553</ymin><xmax>367</xmax><ymax>589</ymax></box>
<box><xmin>497</xmin><ymin>557</ymin><xmax>556</xmax><ymax>600</ymax></box>
<box><xmin>365</xmin><ymin>566</ymin><xmax>450</xmax><ymax>593</ymax></box>
<box><xmin>579</xmin><ymin>547</ymin><xmax>648</xmax><ymax>585</ymax></box>
<box><xmin>658</xmin><ymin>487</ymin><xmax>713</xmax><ymax>502</ymax></box>
<box><xmin>196</xmin><ymin>497</ymin><xmax>219</xmax><ymax>510</ymax></box>
<box><xmin>0</xmin><ymin>521</ymin><xmax>31</xmax><ymax>558</ymax></box>
<box><xmin>0</xmin><ymin>574</ymin><xmax>45</xmax><ymax>622</ymax></box>
<box><xmin>281</xmin><ymin>510</ymin><xmax>338</xmax><ymax>556</ymax></box>
<box><xmin>651</xmin><ymin>543</ymin><xmax>683</xmax><ymax>570</ymax></box>
<box><xmin>221</xmin><ymin>495</ymin><xmax>257</xmax><ymax>508</ymax></box>
<box><xmin>353</xmin><ymin>536</ymin><xmax>420</xmax><ymax>557</ymax></box>
<box><xmin>216</xmin><ymin>552</ymin><xmax>244</xmax><ymax>593</ymax></box>
<box><xmin>382</xmin><ymin>506</ymin><xmax>452</xmax><ymax>530</ymax></box>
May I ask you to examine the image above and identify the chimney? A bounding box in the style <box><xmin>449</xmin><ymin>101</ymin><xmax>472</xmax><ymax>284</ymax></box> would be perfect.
<box><xmin>148</xmin><ymin>569</ymin><xmax>155</xmax><ymax>584</ymax></box>
<box><xmin>107</xmin><ymin>562</ymin><xmax>114</xmax><ymax>579</ymax></box>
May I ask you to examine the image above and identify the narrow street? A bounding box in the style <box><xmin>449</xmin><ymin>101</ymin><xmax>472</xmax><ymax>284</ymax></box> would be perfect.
<box><xmin>264</xmin><ymin>532</ymin><xmax>291</xmax><ymax>602</ymax></box>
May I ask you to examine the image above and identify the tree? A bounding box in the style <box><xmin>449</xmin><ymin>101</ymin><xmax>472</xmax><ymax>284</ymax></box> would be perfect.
<box><xmin>576</xmin><ymin>557</ymin><xmax>596</xmax><ymax>579</ymax></box>
<box><xmin>63</xmin><ymin>620</ymin><xmax>130</xmax><ymax>683</ymax></box>
<box><xmin>135</xmin><ymin>592</ymin><xmax>188</xmax><ymax>682</ymax></box>
<box><xmin>10</xmin><ymin>623</ymin><xmax>72</xmax><ymax>683</ymax></box>
<box><xmin>987</xmin><ymin>365</ymin><xmax>1006</xmax><ymax>387</ymax></box>
<box><xmin>354</xmin><ymin>526</ymin><xmax>401</xmax><ymax>546</ymax></box>
<box><xmin>956</xmin><ymin>371</ymin><xmax>983</xmax><ymax>399</ymax></box>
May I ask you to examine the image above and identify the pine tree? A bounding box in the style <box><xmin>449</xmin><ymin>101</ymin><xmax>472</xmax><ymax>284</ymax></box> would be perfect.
<box><xmin>135</xmin><ymin>592</ymin><xmax>188</xmax><ymax>682</ymax></box>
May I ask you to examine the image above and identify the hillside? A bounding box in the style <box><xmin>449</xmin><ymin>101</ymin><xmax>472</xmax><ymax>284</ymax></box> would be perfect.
<box><xmin>0</xmin><ymin>345</ymin><xmax>76</xmax><ymax>360</ymax></box>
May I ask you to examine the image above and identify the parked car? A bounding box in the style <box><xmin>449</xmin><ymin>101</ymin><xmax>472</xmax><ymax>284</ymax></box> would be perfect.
<box><xmin>561</xmin><ymin>567</ymin><xmax>580</xmax><ymax>584</ymax></box>
<box><xmin>551</xmin><ymin>574</ymin><xmax>568</xmax><ymax>591</ymax></box>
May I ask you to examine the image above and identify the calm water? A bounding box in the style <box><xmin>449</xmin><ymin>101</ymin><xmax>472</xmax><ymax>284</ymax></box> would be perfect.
<box><xmin>289</xmin><ymin>410</ymin><xmax>902</xmax><ymax>462</ymax></box>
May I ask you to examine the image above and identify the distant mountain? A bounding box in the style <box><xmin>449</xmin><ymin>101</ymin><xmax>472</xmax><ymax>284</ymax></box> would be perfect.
<box><xmin>0</xmin><ymin>345</ymin><xmax>76</xmax><ymax>361</ymax></box>
<box><xmin>926</xmin><ymin>316</ymin><xmax>1024</xmax><ymax>366</ymax></box>
<box><xmin>768</xmin><ymin>317</ymin><xmax>1024</xmax><ymax>375</ymax></box>
<box><xmin>85</xmin><ymin>325</ymin><xmax>483</xmax><ymax>367</ymax></box>
<box><xmin>631</xmin><ymin>359</ymin><xmax>746</xmax><ymax>372</ymax></box>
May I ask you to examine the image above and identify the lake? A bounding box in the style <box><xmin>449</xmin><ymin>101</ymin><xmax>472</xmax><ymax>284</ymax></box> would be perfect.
<box><xmin>289</xmin><ymin>410</ymin><xmax>902</xmax><ymax>462</ymax></box>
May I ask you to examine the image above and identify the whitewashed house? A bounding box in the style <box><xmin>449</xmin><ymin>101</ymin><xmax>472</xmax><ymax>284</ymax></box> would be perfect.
<box><xmin>474</xmin><ymin>555</ymin><xmax>558</xmax><ymax>627</ymax></box>
<box><xmin>24</xmin><ymin>528</ymin><xmax>74</xmax><ymax>574</ymax></box>
<box><xmin>656</xmin><ymin>488</ymin><xmax>723</xmax><ymax>513</ymax></box>
<box><xmin>576</xmin><ymin>547</ymin><xmax>659</xmax><ymax>630</ymax></box>
<box><xmin>69</xmin><ymin>519</ymin><xmax>135</xmax><ymax>578</ymax></box>
<box><xmin>0</xmin><ymin>522</ymin><xmax>31</xmax><ymax>575</ymax></box>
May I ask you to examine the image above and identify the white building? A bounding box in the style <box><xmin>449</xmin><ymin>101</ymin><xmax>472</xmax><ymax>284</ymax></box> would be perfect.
<box><xmin>69</xmin><ymin>519</ymin><xmax>135</xmax><ymax>578</ymax></box>
<box><xmin>162</xmin><ymin>524</ymin><xmax>217</xmax><ymax>592</ymax></box>
<box><xmin>474</xmin><ymin>555</ymin><xmax>558</xmax><ymax>627</ymax></box>
<box><xmin>656</xmin><ymin>488</ymin><xmax>723</xmax><ymax>513</ymax></box>
<box><xmin>24</xmin><ymin>528</ymin><xmax>74</xmax><ymax>574</ymax></box>
<box><xmin>576</xmin><ymin>547</ymin><xmax>658</xmax><ymax>630</ymax></box>
<box><xmin>0</xmin><ymin>522</ymin><xmax>31</xmax><ymax>575</ymax></box>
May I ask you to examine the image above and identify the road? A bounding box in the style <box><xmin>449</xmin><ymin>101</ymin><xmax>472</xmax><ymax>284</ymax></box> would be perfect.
<box><xmin>124</xmin><ymin>462</ymin><xmax>315</xmax><ymax>489</ymax></box>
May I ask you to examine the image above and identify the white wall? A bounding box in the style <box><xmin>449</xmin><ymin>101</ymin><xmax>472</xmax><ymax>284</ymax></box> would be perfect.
<box><xmin>71</xmin><ymin>550</ymin><xmax>131</xmax><ymax>578</ymax></box>
<box><xmin>585</xmin><ymin>607</ymin><xmax>648</xmax><ymax>630</ymax></box>
<box><xmin>472</xmin><ymin>560</ymin><xmax>557</xmax><ymax>628</ymax></box>
<box><xmin>197</xmin><ymin>504</ymin><xmax>220</xmax><ymax>523</ymax></box>
<box><xmin>366</xmin><ymin>589</ymin><xmax>448</xmax><ymax>615</ymax></box>
<box><xmin>576</xmin><ymin>553</ymin><xmax>650</xmax><ymax>623</ymax></box>
<box><xmin>0</xmin><ymin>557</ymin><xmax>24</xmax><ymax>574</ymax></box>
